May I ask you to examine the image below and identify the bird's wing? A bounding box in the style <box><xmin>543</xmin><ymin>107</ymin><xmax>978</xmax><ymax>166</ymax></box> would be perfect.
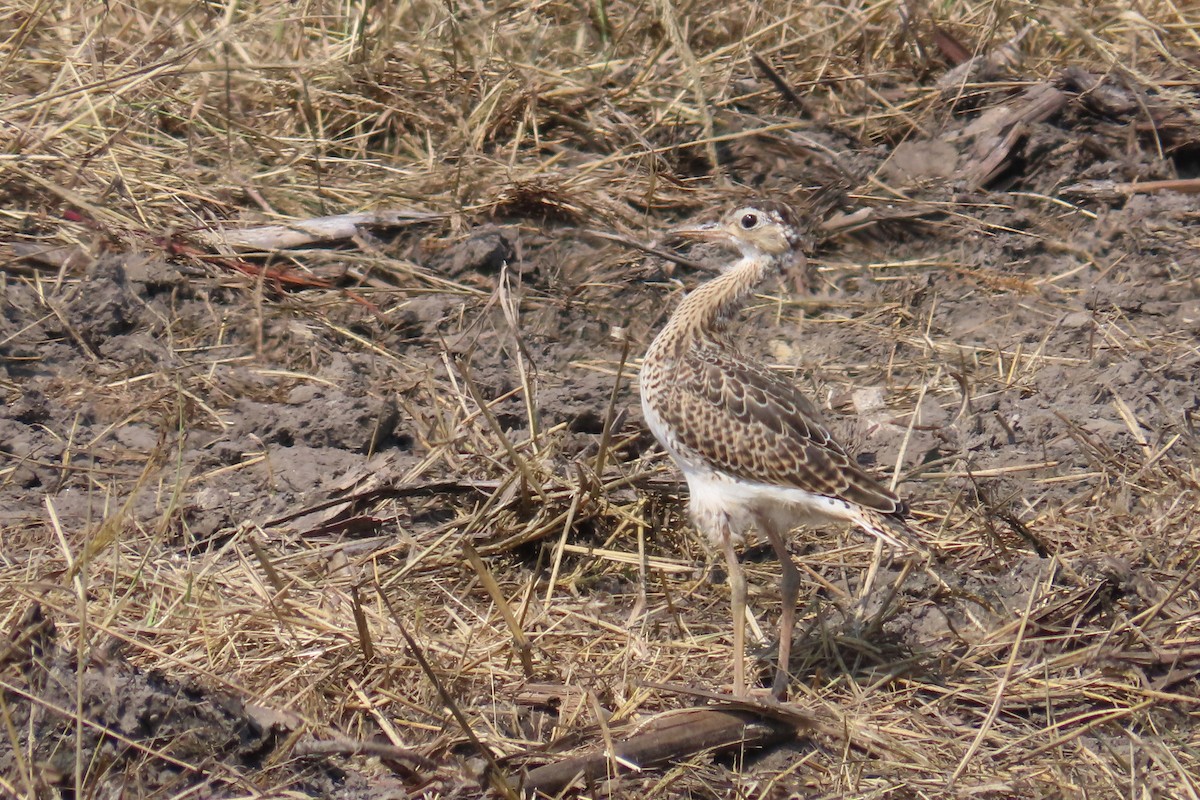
<box><xmin>657</xmin><ymin>345</ymin><xmax>905</xmax><ymax>516</ymax></box>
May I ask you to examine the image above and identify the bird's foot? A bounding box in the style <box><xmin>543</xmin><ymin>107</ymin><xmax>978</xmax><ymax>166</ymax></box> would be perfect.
<box><xmin>717</xmin><ymin>682</ymin><xmax>785</xmax><ymax>704</ymax></box>
<box><xmin>746</xmin><ymin>641</ymin><xmax>793</xmax><ymax>700</ymax></box>
<box><xmin>770</xmin><ymin>670</ymin><xmax>790</xmax><ymax>701</ymax></box>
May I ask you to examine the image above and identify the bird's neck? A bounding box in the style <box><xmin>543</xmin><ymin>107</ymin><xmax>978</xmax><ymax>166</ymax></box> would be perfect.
<box><xmin>647</xmin><ymin>252</ymin><xmax>772</xmax><ymax>361</ymax></box>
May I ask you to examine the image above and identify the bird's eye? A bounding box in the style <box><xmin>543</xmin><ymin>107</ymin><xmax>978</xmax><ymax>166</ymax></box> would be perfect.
<box><xmin>740</xmin><ymin>213</ymin><xmax>758</xmax><ymax>229</ymax></box>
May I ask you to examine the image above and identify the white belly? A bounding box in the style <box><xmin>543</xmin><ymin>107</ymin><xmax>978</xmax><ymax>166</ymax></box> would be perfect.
<box><xmin>681</xmin><ymin>464</ymin><xmax>858</xmax><ymax>547</ymax></box>
<box><xmin>641</xmin><ymin>392</ymin><xmax>856</xmax><ymax>548</ymax></box>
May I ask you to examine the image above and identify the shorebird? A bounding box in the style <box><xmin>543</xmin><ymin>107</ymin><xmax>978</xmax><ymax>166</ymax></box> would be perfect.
<box><xmin>639</xmin><ymin>201</ymin><xmax>926</xmax><ymax>698</ymax></box>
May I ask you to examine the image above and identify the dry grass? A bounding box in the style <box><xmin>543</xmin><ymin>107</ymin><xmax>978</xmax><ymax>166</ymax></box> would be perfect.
<box><xmin>3</xmin><ymin>1</ymin><xmax>1200</xmax><ymax>798</ymax></box>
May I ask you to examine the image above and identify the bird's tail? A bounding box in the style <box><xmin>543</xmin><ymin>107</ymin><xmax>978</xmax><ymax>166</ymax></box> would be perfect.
<box><xmin>848</xmin><ymin>507</ymin><xmax>935</xmax><ymax>561</ymax></box>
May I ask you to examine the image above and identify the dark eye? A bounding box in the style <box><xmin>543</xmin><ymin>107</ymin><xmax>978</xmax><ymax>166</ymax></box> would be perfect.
<box><xmin>740</xmin><ymin>213</ymin><xmax>758</xmax><ymax>229</ymax></box>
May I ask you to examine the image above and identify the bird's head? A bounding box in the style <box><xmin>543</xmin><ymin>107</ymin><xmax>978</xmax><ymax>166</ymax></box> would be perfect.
<box><xmin>669</xmin><ymin>201</ymin><xmax>806</xmax><ymax>268</ymax></box>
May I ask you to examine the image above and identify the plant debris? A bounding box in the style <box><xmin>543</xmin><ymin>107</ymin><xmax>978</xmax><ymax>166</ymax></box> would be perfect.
<box><xmin>2</xmin><ymin>2</ymin><xmax>1200</xmax><ymax>798</ymax></box>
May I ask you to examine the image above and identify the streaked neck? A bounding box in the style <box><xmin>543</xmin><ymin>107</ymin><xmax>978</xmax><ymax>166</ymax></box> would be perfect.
<box><xmin>647</xmin><ymin>253</ymin><xmax>771</xmax><ymax>360</ymax></box>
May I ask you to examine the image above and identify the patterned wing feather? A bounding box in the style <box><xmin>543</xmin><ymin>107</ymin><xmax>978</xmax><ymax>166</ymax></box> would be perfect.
<box><xmin>659</xmin><ymin>346</ymin><xmax>905</xmax><ymax>516</ymax></box>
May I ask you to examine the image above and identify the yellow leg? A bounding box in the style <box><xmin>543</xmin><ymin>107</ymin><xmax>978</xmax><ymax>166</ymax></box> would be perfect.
<box><xmin>761</xmin><ymin>520</ymin><xmax>799</xmax><ymax>700</ymax></box>
<box><xmin>721</xmin><ymin>528</ymin><xmax>747</xmax><ymax>697</ymax></box>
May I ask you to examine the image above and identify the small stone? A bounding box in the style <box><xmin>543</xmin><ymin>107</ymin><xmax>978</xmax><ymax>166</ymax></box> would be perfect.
<box><xmin>1062</xmin><ymin>310</ymin><xmax>1093</xmax><ymax>329</ymax></box>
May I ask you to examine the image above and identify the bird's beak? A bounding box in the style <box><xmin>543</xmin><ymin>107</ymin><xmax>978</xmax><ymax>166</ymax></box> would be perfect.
<box><xmin>663</xmin><ymin>221</ymin><xmax>729</xmax><ymax>244</ymax></box>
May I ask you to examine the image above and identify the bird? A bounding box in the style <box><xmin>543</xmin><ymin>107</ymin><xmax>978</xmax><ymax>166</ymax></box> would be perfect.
<box><xmin>638</xmin><ymin>200</ymin><xmax>927</xmax><ymax>699</ymax></box>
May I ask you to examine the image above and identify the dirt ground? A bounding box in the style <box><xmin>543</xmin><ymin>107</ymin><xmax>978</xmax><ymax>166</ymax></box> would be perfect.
<box><xmin>3</xmin><ymin>2</ymin><xmax>1200</xmax><ymax>798</ymax></box>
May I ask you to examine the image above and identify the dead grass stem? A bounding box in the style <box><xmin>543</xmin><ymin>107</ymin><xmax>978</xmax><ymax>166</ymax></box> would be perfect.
<box><xmin>3</xmin><ymin>1</ymin><xmax>1200</xmax><ymax>797</ymax></box>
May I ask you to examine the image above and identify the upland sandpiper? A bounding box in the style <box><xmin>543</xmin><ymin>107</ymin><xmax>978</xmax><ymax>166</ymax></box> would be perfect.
<box><xmin>639</xmin><ymin>201</ymin><xmax>927</xmax><ymax>698</ymax></box>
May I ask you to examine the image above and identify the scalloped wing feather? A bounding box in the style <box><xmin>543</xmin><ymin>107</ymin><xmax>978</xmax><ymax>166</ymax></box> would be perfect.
<box><xmin>653</xmin><ymin>345</ymin><xmax>906</xmax><ymax>517</ymax></box>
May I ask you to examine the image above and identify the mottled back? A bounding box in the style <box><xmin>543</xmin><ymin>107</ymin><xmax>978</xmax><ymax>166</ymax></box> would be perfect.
<box><xmin>640</xmin><ymin>201</ymin><xmax>909</xmax><ymax>528</ymax></box>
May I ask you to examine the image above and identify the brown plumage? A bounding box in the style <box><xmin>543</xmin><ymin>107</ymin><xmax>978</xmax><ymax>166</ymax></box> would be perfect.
<box><xmin>657</xmin><ymin>346</ymin><xmax>907</xmax><ymax>518</ymax></box>
<box><xmin>639</xmin><ymin>201</ymin><xmax>925</xmax><ymax>698</ymax></box>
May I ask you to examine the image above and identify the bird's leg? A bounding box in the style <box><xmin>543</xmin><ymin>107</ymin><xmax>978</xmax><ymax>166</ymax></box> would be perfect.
<box><xmin>759</xmin><ymin>518</ymin><xmax>799</xmax><ymax>700</ymax></box>
<box><xmin>720</xmin><ymin>527</ymin><xmax>747</xmax><ymax>697</ymax></box>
